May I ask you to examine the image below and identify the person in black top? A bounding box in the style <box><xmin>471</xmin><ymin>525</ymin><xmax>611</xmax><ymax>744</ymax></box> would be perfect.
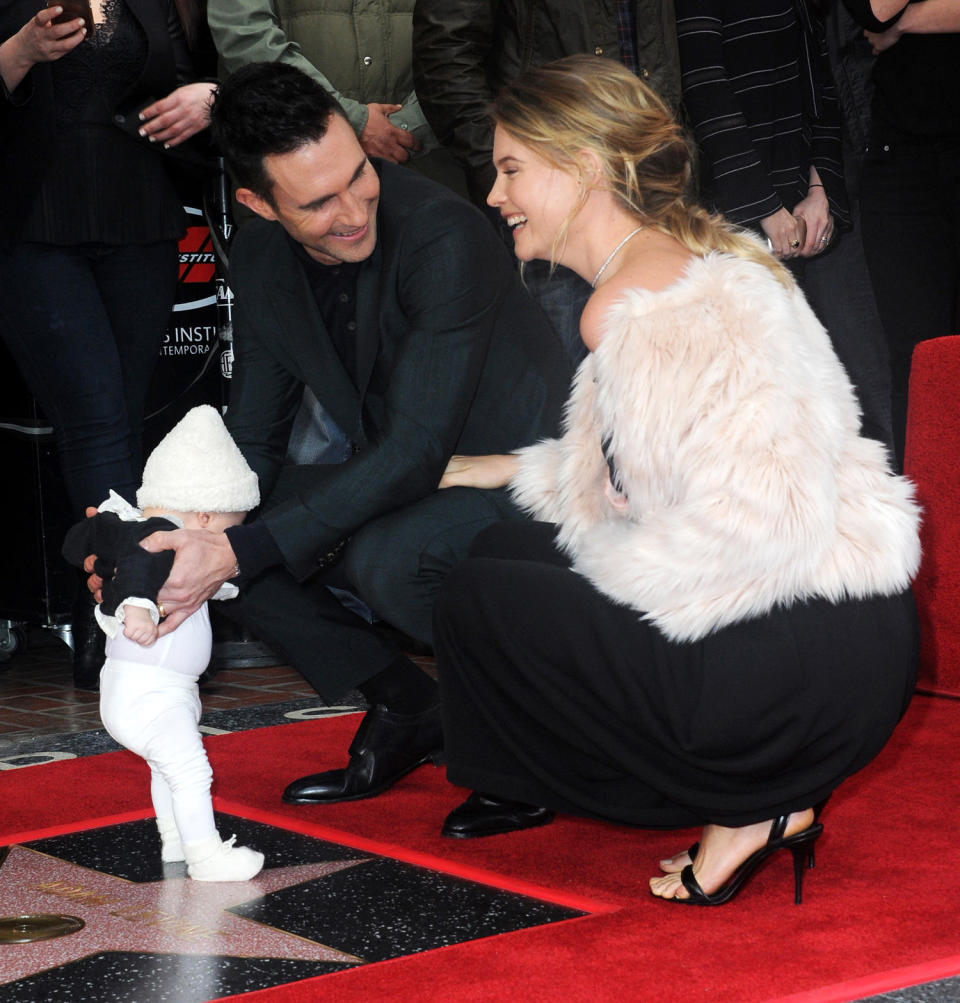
<box><xmin>675</xmin><ymin>0</ymin><xmax>848</xmax><ymax>257</ymax></box>
<box><xmin>0</xmin><ymin>0</ymin><xmax>215</xmax><ymax>687</ymax></box>
<box><xmin>675</xmin><ymin>0</ymin><xmax>897</xmax><ymax>459</ymax></box>
<box><xmin>843</xmin><ymin>0</ymin><xmax>960</xmax><ymax>468</ymax></box>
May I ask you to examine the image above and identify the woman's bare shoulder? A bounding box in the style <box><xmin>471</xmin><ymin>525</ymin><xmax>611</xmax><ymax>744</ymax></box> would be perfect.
<box><xmin>580</xmin><ymin>239</ymin><xmax>694</xmax><ymax>351</ymax></box>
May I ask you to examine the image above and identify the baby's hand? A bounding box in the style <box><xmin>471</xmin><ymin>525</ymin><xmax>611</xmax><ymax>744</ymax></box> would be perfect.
<box><xmin>122</xmin><ymin>606</ymin><xmax>159</xmax><ymax>646</ymax></box>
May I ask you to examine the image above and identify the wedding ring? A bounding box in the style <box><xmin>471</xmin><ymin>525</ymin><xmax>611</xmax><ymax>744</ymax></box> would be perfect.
<box><xmin>790</xmin><ymin>239</ymin><xmax>800</xmax><ymax>249</ymax></box>
<box><xmin>158</xmin><ymin>603</ymin><xmax>166</xmax><ymax>618</ymax></box>
<box><xmin>820</xmin><ymin>235</ymin><xmax>829</xmax><ymax>244</ymax></box>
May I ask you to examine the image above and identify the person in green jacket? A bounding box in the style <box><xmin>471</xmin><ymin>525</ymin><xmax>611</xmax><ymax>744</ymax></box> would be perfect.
<box><xmin>208</xmin><ymin>0</ymin><xmax>464</xmax><ymax>190</ymax></box>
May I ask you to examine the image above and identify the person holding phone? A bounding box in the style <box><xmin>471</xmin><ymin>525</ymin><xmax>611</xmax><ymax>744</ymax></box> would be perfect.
<box><xmin>0</xmin><ymin>0</ymin><xmax>216</xmax><ymax>688</ymax></box>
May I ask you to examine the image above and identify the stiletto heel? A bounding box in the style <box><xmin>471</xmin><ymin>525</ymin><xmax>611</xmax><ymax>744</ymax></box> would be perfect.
<box><xmin>789</xmin><ymin>843</ymin><xmax>813</xmax><ymax>904</ymax></box>
<box><xmin>667</xmin><ymin>814</ymin><xmax>824</xmax><ymax>907</ymax></box>
<box><xmin>807</xmin><ymin>796</ymin><xmax>831</xmax><ymax>870</ymax></box>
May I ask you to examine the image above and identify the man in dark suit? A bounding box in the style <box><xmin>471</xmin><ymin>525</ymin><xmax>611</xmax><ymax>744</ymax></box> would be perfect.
<box><xmin>140</xmin><ymin>62</ymin><xmax>571</xmax><ymax>806</ymax></box>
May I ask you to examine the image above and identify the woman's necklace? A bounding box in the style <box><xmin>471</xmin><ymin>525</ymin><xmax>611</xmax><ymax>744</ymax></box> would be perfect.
<box><xmin>591</xmin><ymin>225</ymin><xmax>644</xmax><ymax>288</ymax></box>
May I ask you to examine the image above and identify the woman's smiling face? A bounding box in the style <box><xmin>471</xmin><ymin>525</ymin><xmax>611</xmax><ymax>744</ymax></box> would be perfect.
<box><xmin>487</xmin><ymin>125</ymin><xmax>582</xmax><ymax>264</ymax></box>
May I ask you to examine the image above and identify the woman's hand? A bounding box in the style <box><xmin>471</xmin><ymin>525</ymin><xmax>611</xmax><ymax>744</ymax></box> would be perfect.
<box><xmin>138</xmin><ymin>81</ymin><xmax>216</xmax><ymax>148</ymax></box>
<box><xmin>792</xmin><ymin>182</ymin><xmax>835</xmax><ymax>257</ymax></box>
<box><xmin>0</xmin><ymin>7</ymin><xmax>85</xmax><ymax>91</ymax></box>
<box><xmin>439</xmin><ymin>454</ymin><xmax>519</xmax><ymax>490</ymax></box>
<box><xmin>759</xmin><ymin>207</ymin><xmax>805</xmax><ymax>260</ymax></box>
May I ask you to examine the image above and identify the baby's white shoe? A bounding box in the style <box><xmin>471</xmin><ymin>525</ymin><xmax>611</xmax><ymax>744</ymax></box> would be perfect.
<box><xmin>184</xmin><ymin>834</ymin><xmax>264</xmax><ymax>882</ymax></box>
<box><xmin>156</xmin><ymin>816</ymin><xmax>184</xmax><ymax>863</ymax></box>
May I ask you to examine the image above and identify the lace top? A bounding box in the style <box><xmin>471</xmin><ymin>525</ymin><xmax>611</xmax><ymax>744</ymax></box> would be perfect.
<box><xmin>19</xmin><ymin>0</ymin><xmax>186</xmax><ymax>245</ymax></box>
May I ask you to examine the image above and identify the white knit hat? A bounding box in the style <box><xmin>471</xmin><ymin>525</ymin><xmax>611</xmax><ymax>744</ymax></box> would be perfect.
<box><xmin>137</xmin><ymin>405</ymin><xmax>260</xmax><ymax>513</ymax></box>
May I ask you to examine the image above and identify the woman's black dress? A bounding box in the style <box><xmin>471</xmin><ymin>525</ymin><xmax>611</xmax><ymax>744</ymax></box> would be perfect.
<box><xmin>434</xmin><ymin>521</ymin><xmax>917</xmax><ymax>829</ymax></box>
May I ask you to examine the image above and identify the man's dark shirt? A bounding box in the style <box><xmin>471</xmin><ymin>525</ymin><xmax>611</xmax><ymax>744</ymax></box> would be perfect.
<box><xmin>291</xmin><ymin>238</ymin><xmax>362</xmax><ymax>387</ymax></box>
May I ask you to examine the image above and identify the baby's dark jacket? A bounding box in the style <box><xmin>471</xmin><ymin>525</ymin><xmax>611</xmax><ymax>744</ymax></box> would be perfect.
<box><xmin>62</xmin><ymin>512</ymin><xmax>177</xmax><ymax>617</ymax></box>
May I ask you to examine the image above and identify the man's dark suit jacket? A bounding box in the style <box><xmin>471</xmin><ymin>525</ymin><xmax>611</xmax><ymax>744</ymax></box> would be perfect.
<box><xmin>225</xmin><ymin>161</ymin><xmax>572</xmax><ymax>582</ymax></box>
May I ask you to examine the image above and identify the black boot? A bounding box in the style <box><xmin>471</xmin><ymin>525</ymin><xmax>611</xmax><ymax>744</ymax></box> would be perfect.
<box><xmin>71</xmin><ymin>591</ymin><xmax>104</xmax><ymax>691</ymax></box>
<box><xmin>282</xmin><ymin>703</ymin><xmax>443</xmax><ymax>804</ymax></box>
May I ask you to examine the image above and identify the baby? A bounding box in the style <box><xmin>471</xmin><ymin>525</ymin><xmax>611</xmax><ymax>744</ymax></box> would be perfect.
<box><xmin>62</xmin><ymin>405</ymin><xmax>264</xmax><ymax>882</ymax></box>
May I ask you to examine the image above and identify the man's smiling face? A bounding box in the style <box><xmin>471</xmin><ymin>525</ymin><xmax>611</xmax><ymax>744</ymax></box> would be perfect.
<box><xmin>237</xmin><ymin>113</ymin><xmax>381</xmax><ymax>265</ymax></box>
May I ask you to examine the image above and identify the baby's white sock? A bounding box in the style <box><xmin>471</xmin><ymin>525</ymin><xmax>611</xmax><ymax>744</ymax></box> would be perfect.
<box><xmin>184</xmin><ymin>833</ymin><xmax>264</xmax><ymax>882</ymax></box>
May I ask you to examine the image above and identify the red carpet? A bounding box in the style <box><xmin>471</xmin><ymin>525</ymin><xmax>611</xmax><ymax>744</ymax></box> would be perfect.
<box><xmin>5</xmin><ymin>694</ymin><xmax>960</xmax><ymax>1002</ymax></box>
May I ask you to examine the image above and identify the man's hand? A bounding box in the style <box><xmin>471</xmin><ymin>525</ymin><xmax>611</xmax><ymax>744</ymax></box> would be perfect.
<box><xmin>360</xmin><ymin>103</ymin><xmax>422</xmax><ymax>163</ymax></box>
<box><xmin>139</xmin><ymin>528</ymin><xmax>237</xmax><ymax>636</ymax></box>
<box><xmin>121</xmin><ymin>605</ymin><xmax>159</xmax><ymax>646</ymax></box>
<box><xmin>82</xmin><ymin>506</ymin><xmax>106</xmax><ymax>602</ymax></box>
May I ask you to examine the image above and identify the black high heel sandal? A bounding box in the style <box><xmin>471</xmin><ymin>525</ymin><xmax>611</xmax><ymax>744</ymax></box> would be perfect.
<box><xmin>671</xmin><ymin>814</ymin><xmax>824</xmax><ymax>906</ymax></box>
<box><xmin>667</xmin><ymin>796</ymin><xmax>831</xmax><ymax>874</ymax></box>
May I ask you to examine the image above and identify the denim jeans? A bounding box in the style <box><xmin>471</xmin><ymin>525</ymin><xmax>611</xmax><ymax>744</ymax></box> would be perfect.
<box><xmin>0</xmin><ymin>239</ymin><xmax>177</xmax><ymax>516</ymax></box>
<box><xmin>801</xmin><ymin>193</ymin><xmax>894</xmax><ymax>461</ymax></box>
<box><xmin>859</xmin><ymin>136</ymin><xmax>960</xmax><ymax>467</ymax></box>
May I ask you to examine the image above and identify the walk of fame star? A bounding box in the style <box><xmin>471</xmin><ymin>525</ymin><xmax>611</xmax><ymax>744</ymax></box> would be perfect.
<box><xmin>0</xmin><ymin>815</ymin><xmax>584</xmax><ymax>1001</ymax></box>
<box><xmin>0</xmin><ymin>844</ymin><xmax>366</xmax><ymax>985</ymax></box>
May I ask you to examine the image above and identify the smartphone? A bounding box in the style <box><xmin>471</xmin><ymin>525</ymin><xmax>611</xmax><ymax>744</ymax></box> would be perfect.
<box><xmin>47</xmin><ymin>0</ymin><xmax>95</xmax><ymax>35</ymax></box>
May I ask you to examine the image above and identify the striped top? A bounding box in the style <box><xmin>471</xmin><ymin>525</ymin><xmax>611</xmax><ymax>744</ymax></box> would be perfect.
<box><xmin>676</xmin><ymin>0</ymin><xmax>848</xmax><ymax>227</ymax></box>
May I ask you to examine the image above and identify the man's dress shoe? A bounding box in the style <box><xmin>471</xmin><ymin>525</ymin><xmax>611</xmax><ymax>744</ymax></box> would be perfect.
<box><xmin>282</xmin><ymin>703</ymin><xmax>443</xmax><ymax>804</ymax></box>
<box><xmin>441</xmin><ymin>791</ymin><xmax>555</xmax><ymax>839</ymax></box>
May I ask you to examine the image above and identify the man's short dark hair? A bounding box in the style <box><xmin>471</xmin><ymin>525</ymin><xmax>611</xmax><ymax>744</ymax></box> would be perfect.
<box><xmin>210</xmin><ymin>62</ymin><xmax>346</xmax><ymax>203</ymax></box>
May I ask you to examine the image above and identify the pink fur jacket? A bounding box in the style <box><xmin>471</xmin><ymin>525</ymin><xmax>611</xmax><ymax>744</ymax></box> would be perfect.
<box><xmin>510</xmin><ymin>252</ymin><xmax>921</xmax><ymax>642</ymax></box>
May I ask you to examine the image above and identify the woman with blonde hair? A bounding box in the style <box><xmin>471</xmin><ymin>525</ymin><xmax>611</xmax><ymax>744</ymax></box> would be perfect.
<box><xmin>434</xmin><ymin>55</ymin><xmax>920</xmax><ymax>905</ymax></box>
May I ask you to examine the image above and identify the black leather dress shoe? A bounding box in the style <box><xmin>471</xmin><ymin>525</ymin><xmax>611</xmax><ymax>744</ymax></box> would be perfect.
<box><xmin>441</xmin><ymin>791</ymin><xmax>555</xmax><ymax>839</ymax></box>
<box><xmin>282</xmin><ymin>703</ymin><xmax>443</xmax><ymax>804</ymax></box>
<box><xmin>71</xmin><ymin>594</ymin><xmax>104</xmax><ymax>691</ymax></box>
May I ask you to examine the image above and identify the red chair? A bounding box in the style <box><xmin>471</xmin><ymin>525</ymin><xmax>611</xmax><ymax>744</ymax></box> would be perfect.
<box><xmin>903</xmin><ymin>335</ymin><xmax>960</xmax><ymax>696</ymax></box>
